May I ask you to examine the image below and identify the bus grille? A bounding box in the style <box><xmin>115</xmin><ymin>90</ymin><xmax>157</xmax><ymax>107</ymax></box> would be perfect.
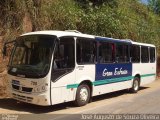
<box><xmin>22</xmin><ymin>87</ymin><xmax>32</xmax><ymax>92</ymax></box>
<box><xmin>12</xmin><ymin>84</ymin><xmax>33</xmax><ymax>93</ymax></box>
<box><xmin>12</xmin><ymin>93</ymin><xmax>33</xmax><ymax>102</ymax></box>
<box><xmin>12</xmin><ymin>84</ymin><xmax>19</xmax><ymax>90</ymax></box>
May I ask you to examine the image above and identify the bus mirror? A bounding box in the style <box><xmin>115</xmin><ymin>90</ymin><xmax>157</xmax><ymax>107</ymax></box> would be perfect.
<box><xmin>2</xmin><ymin>40</ymin><xmax>16</xmax><ymax>58</ymax></box>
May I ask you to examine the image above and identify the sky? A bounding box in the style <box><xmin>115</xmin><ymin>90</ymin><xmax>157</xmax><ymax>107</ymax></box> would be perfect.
<box><xmin>141</xmin><ymin>0</ymin><xmax>149</xmax><ymax>5</ymax></box>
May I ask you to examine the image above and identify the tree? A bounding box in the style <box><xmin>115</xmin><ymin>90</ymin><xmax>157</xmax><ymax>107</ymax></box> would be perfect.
<box><xmin>148</xmin><ymin>0</ymin><xmax>160</xmax><ymax>14</ymax></box>
<box><xmin>75</xmin><ymin>0</ymin><xmax>117</xmax><ymax>9</ymax></box>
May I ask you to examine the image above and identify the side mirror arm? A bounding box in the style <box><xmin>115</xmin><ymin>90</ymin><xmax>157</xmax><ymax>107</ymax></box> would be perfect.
<box><xmin>2</xmin><ymin>40</ymin><xmax>16</xmax><ymax>58</ymax></box>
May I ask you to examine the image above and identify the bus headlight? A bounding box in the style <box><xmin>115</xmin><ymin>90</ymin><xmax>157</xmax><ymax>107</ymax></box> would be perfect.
<box><xmin>33</xmin><ymin>85</ymin><xmax>47</xmax><ymax>93</ymax></box>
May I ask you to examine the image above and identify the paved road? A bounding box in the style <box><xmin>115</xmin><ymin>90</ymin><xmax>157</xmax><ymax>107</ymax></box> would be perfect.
<box><xmin>0</xmin><ymin>80</ymin><xmax>160</xmax><ymax>120</ymax></box>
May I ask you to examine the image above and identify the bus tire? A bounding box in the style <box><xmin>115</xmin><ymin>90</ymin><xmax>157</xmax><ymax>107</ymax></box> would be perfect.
<box><xmin>74</xmin><ymin>84</ymin><xmax>91</xmax><ymax>107</ymax></box>
<box><xmin>130</xmin><ymin>77</ymin><xmax>140</xmax><ymax>93</ymax></box>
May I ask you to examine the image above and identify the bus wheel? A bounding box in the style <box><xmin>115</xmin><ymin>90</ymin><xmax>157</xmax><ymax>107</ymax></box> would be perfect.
<box><xmin>74</xmin><ymin>84</ymin><xmax>91</xmax><ymax>107</ymax></box>
<box><xmin>130</xmin><ymin>77</ymin><xmax>140</xmax><ymax>93</ymax></box>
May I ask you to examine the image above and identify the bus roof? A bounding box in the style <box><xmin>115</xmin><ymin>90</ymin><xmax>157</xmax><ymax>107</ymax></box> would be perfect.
<box><xmin>132</xmin><ymin>41</ymin><xmax>155</xmax><ymax>47</ymax></box>
<box><xmin>21</xmin><ymin>30</ymin><xmax>155</xmax><ymax>47</ymax></box>
<box><xmin>21</xmin><ymin>30</ymin><xmax>95</xmax><ymax>39</ymax></box>
<box><xmin>95</xmin><ymin>36</ymin><xmax>132</xmax><ymax>44</ymax></box>
<box><xmin>21</xmin><ymin>30</ymin><xmax>132</xmax><ymax>43</ymax></box>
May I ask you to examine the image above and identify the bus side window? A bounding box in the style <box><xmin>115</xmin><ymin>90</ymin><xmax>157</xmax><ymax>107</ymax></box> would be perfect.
<box><xmin>76</xmin><ymin>38</ymin><xmax>96</xmax><ymax>64</ymax></box>
<box><xmin>116</xmin><ymin>44</ymin><xmax>129</xmax><ymax>63</ymax></box>
<box><xmin>150</xmin><ymin>47</ymin><xmax>155</xmax><ymax>63</ymax></box>
<box><xmin>130</xmin><ymin>45</ymin><xmax>140</xmax><ymax>63</ymax></box>
<box><xmin>98</xmin><ymin>42</ymin><xmax>114</xmax><ymax>63</ymax></box>
<box><xmin>141</xmin><ymin>46</ymin><xmax>149</xmax><ymax>63</ymax></box>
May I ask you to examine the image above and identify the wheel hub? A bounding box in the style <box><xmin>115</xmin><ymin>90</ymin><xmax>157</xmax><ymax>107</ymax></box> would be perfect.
<box><xmin>134</xmin><ymin>80</ymin><xmax>139</xmax><ymax>91</ymax></box>
<box><xmin>79</xmin><ymin>87</ymin><xmax>88</xmax><ymax>102</ymax></box>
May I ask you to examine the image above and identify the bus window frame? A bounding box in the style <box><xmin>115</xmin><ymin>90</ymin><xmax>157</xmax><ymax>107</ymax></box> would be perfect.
<box><xmin>115</xmin><ymin>43</ymin><xmax>130</xmax><ymax>63</ymax></box>
<box><xmin>149</xmin><ymin>47</ymin><xmax>156</xmax><ymax>63</ymax></box>
<box><xmin>76</xmin><ymin>37</ymin><xmax>97</xmax><ymax>65</ymax></box>
<box><xmin>141</xmin><ymin>45</ymin><xmax>150</xmax><ymax>63</ymax></box>
<box><xmin>97</xmin><ymin>41</ymin><xmax>115</xmax><ymax>64</ymax></box>
<box><xmin>130</xmin><ymin>44</ymin><xmax>141</xmax><ymax>63</ymax></box>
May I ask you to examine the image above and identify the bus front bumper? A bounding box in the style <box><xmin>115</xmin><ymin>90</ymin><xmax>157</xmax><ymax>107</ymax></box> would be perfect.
<box><xmin>10</xmin><ymin>91</ymin><xmax>51</xmax><ymax>106</ymax></box>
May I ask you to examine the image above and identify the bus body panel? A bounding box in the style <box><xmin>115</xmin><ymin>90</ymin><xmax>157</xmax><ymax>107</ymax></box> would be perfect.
<box><xmin>132</xmin><ymin>63</ymin><xmax>156</xmax><ymax>86</ymax></box>
<box><xmin>51</xmin><ymin>70</ymin><xmax>76</xmax><ymax>105</ymax></box>
<box><xmin>93</xmin><ymin>63</ymin><xmax>132</xmax><ymax>96</ymax></box>
<box><xmin>75</xmin><ymin>64</ymin><xmax>95</xmax><ymax>97</ymax></box>
<box><xmin>7</xmin><ymin>74</ymin><xmax>51</xmax><ymax>106</ymax></box>
<box><xmin>93</xmin><ymin>80</ymin><xmax>132</xmax><ymax>96</ymax></box>
<box><xmin>50</xmin><ymin>65</ymin><xmax>96</xmax><ymax>105</ymax></box>
<box><xmin>75</xmin><ymin>65</ymin><xmax>95</xmax><ymax>83</ymax></box>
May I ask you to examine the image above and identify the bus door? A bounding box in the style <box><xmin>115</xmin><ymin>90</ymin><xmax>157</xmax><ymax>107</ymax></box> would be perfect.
<box><xmin>50</xmin><ymin>37</ymin><xmax>76</xmax><ymax>105</ymax></box>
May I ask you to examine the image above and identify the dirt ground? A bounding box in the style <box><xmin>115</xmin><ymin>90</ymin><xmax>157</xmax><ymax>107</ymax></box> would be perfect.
<box><xmin>0</xmin><ymin>70</ymin><xmax>8</xmax><ymax>98</ymax></box>
<box><xmin>0</xmin><ymin>86</ymin><xmax>7</xmax><ymax>98</ymax></box>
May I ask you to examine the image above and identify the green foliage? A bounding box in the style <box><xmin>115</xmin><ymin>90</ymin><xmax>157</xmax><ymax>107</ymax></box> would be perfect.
<box><xmin>0</xmin><ymin>0</ymin><xmax>160</xmax><ymax>53</ymax></box>
<box><xmin>148</xmin><ymin>0</ymin><xmax>160</xmax><ymax>14</ymax></box>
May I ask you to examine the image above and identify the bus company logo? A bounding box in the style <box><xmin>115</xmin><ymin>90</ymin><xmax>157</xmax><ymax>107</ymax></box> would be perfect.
<box><xmin>102</xmin><ymin>67</ymin><xmax>128</xmax><ymax>77</ymax></box>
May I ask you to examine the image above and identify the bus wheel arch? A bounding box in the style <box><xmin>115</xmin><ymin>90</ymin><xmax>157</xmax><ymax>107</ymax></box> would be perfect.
<box><xmin>130</xmin><ymin>74</ymin><xmax>141</xmax><ymax>93</ymax></box>
<box><xmin>74</xmin><ymin>80</ymin><xmax>93</xmax><ymax>106</ymax></box>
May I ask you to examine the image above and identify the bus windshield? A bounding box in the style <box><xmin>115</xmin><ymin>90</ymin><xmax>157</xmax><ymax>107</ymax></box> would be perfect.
<box><xmin>8</xmin><ymin>35</ymin><xmax>56</xmax><ymax>78</ymax></box>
